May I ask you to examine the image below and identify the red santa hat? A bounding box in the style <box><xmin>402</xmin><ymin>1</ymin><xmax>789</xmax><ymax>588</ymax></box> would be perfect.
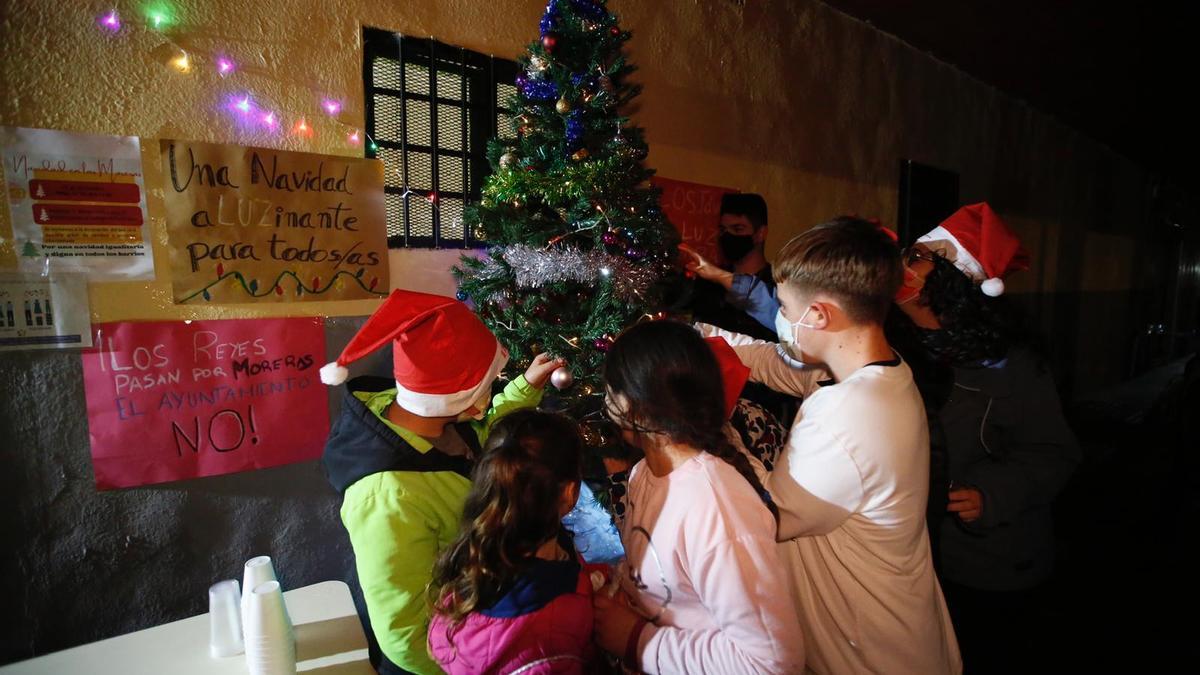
<box><xmin>705</xmin><ymin>336</ymin><xmax>750</xmax><ymax>419</ymax></box>
<box><xmin>915</xmin><ymin>202</ymin><xmax>1030</xmax><ymax>297</ymax></box>
<box><xmin>319</xmin><ymin>289</ymin><xmax>508</xmax><ymax>417</ymax></box>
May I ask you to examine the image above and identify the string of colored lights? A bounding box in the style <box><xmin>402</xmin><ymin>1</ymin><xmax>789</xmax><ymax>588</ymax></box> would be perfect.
<box><xmin>94</xmin><ymin>6</ymin><xmax>364</xmax><ymax>148</ymax></box>
<box><xmin>95</xmin><ymin>4</ymin><xmax>458</xmax><ymax>232</ymax></box>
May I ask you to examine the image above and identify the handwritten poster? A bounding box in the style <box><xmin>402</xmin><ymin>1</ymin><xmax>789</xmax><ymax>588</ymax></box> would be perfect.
<box><xmin>160</xmin><ymin>140</ymin><xmax>389</xmax><ymax>304</ymax></box>
<box><xmin>82</xmin><ymin>318</ymin><xmax>329</xmax><ymax>490</ymax></box>
<box><xmin>0</xmin><ymin>273</ymin><xmax>92</xmax><ymax>351</ymax></box>
<box><xmin>2</xmin><ymin>126</ymin><xmax>154</xmax><ymax>279</ymax></box>
<box><xmin>652</xmin><ymin>177</ymin><xmax>738</xmax><ymax>264</ymax></box>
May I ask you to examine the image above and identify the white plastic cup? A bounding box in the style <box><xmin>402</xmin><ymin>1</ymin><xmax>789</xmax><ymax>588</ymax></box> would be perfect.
<box><xmin>241</xmin><ymin>556</ymin><xmax>277</xmax><ymax>638</ymax></box>
<box><xmin>244</xmin><ymin>580</ymin><xmax>295</xmax><ymax>675</ymax></box>
<box><xmin>208</xmin><ymin>579</ymin><xmax>243</xmax><ymax>658</ymax></box>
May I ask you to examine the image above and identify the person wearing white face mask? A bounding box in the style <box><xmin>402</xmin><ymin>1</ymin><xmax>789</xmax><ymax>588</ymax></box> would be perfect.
<box><xmin>774</xmin><ymin>305</ymin><xmax>818</xmax><ymax>368</ymax></box>
<box><xmin>318</xmin><ymin>289</ymin><xmax>564</xmax><ymax>675</ymax></box>
<box><xmin>698</xmin><ymin>217</ymin><xmax>961</xmax><ymax>675</ymax></box>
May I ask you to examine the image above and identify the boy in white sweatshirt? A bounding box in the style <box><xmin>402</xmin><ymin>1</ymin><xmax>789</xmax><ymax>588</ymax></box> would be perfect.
<box><xmin>698</xmin><ymin>217</ymin><xmax>961</xmax><ymax>675</ymax></box>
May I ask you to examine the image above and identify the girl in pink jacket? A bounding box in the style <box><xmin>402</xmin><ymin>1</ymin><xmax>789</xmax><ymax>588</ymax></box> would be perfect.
<box><xmin>428</xmin><ymin>410</ymin><xmax>604</xmax><ymax>674</ymax></box>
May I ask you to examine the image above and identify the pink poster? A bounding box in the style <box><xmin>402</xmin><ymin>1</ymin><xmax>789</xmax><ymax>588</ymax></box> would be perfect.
<box><xmin>652</xmin><ymin>177</ymin><xmax>738</xmax><ymax>264</ymax></box>
<box><xmin>82</xmin><ymin>317</ymin><xmax>329</xmax><ymax>490</ymax></box>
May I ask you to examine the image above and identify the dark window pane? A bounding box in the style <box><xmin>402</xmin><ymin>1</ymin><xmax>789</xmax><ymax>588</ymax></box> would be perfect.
<box><xmin>405</xmin><ymin>63</ymin><xmax>429</xmax><ymax>95</ymax></box>
<box><xmin>372</xmin><ymin>94</ymin><xmax>403</xmax><ymax>142</ymax></box>
<box><xmin>439</xmin><ymin>155</ymin><xmax>464</xmax><ymax>192</ymax></box>
<box><xmin>407</xmin><ymin>152</ymin><xmax>433</xmax><ymax>191</ymax></box>
<box><xmin>365</xmin><ymin>30</ymin><xmax>514</xmax><ymax>248</ymax></box>
<box><xmin>372</xmin><ymin>58</ymin><xmax>401</xmax><ymax>90</ymax></box>
<box><xmin>438</xmin><ymin>103</ymin><xmax>464</xmax><ymax>151</ymax></box>
<box><xmin>408</xmin><ymin>197</ymin><xmax>434</xmax><ymax>238</ymax></box>
<box><xmin>440</xmin><ymin>198</ymin><xmax>465</xmax><ymax>241</ymax></box>
<box><xmin>385</xmin><ymin>192</ymin><xmax>405</xmax><ymax>241</ymax></box>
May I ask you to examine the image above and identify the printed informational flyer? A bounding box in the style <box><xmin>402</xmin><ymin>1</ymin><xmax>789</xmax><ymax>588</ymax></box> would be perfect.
<box><xmin>2</xmin><ymin>126</ymin><xmax>154</xmax><ymax>280</ymax></box>
<box><xmin>0</xmin><ymin>273</ymin><xmax>92</xmax><ymax>351</ymax></box>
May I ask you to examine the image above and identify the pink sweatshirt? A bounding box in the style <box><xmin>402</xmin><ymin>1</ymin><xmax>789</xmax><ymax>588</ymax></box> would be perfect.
<box><xmin>621</xmin><ymin>453</ymin><xmax>804</xmax><ymax>675</ymax></box>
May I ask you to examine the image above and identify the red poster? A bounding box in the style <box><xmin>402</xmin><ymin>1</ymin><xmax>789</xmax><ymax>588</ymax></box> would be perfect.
<box><xmin>82</xmin><ymin>318</ymin><xmax>329</xmax><ymax>490</ymax></box>
<box><xmin>652</xmin><ymin>177</ymin><xmax>738</xmax><ymax>264</ymax></box>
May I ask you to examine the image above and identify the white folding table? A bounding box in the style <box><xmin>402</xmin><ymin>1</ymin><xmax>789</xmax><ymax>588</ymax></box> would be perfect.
<box><xmin>0</xmin><ymin>580</ymin><xmax>373</xmax><ymax>674</ymax></box>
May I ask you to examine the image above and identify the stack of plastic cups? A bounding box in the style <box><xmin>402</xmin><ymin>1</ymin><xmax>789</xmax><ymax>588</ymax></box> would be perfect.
<box><xmin>241</xmin><ymin>556</ymin><xmax>277</xmax><ymax>633</ymax></box>
<box><xmin>208</xmin><ymin>580</ymin><xmax>244</xmax><ymax>658</ymax></box>
<box><xmin>244</xmin><ymin>580</ymin><xmax>296</xmax><ymax>675</ymax></box>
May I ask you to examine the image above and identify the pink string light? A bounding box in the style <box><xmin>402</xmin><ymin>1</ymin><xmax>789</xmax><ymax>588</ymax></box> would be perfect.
<box><xmin>98</xmin><ymin>10</ymin><xmax>120</xmax><ymax>32</ymax></box>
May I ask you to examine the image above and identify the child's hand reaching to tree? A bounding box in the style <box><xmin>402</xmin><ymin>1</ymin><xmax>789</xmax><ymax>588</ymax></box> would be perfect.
<box><xmin>524</xmin><ymin>353</ymin><xmax>567</xmax><ymax>390</ymax></box>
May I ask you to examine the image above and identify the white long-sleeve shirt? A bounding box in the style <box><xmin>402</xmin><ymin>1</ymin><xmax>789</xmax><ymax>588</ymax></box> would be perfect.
<box><xmin>698</xmin><ymin>324</ymin><xmax>962</xmax><ymax>675</ymax></box>
<box><xmin>622</xmin><ymin>453</ymin><xmax>805</xmax><ymax>675</ymax></box>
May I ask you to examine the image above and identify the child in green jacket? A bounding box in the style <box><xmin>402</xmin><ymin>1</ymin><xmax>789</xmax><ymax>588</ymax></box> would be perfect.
<box><xmin>320</xmin><ymin>289</ymin><xmax>562</xmax><ymax>674</ymax></box>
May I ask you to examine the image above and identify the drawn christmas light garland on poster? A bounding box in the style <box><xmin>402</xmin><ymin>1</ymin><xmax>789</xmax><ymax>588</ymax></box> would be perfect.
<box><xmin>162</xmin><ymin>139</ymin><xmax>390</xmax><ymax>304</ymax></box>
<box><xmin>181</xmin><ymin>263</ymin><xmax>384</xmax><ymax>302</ymax></box>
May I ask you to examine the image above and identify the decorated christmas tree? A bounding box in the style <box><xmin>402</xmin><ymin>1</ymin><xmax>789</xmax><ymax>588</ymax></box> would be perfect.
<box><xmin>454</xmin><ymin>0</ymin><xmax>679</xmax><ymax>413</ymax></box>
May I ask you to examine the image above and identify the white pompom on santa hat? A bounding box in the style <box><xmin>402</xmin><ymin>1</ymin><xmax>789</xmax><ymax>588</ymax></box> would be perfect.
<box><xmin>915</xmin><ymin>202</ymin><xmax>1030</xmax><ymax>297</ymax></box>
<box><xmin>320</xmin><ymin>289</ymin><xmax>508</xmax><ymax>417</ymax></box>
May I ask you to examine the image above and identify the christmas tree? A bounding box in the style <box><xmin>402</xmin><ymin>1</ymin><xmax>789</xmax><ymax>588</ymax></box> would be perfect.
<box><xmin>454</xmin><ymin>0</ymin><xmax>678</xmax><ymax>412</ymax></box>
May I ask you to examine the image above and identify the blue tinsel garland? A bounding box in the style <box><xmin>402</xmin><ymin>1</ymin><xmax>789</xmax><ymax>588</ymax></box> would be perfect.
<box><xmin>570</xmin><ymin>0</ymin><xmax>609</xmax><ymax>23</ymax></box>
<box><xmin>518</xmin><ymin>75</ymin><xmax>559</xmax><ymax>101</ymax></box>
<box><xmin>540</xmin><ymin>0</ymin><xmax>559</xmax><ymax>36</ymax></box>
<box><xmin>566</xmin><ymin>109</ymin><xmax>585</xmax><ymax>148</ymax></box>
<box><xmin>542</xmin><ymin>0</ymin><xmax>608</xmax><ymax>36</ymax></box>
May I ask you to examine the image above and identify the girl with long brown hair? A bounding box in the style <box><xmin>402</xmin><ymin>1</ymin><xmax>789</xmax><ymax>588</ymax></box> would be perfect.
<box><xmin>427</xmin><ymin>409</ymin><xmax>602</xmax><ymax>674</ymax></box>
<box><xmin>592</xmin><ymin>320</ymin><xmax>804</xmax><ymax>674</ymax></box>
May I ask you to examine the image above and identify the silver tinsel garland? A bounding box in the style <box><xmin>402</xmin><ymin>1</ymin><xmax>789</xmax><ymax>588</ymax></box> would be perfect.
<box><xmin>491</xmin><ymin>244</ymin><xmax>658</xmax><ymax>301</ymax></box>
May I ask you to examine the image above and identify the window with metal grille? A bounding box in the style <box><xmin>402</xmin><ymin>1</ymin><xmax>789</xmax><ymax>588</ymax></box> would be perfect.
<box><xmin>363</xmin><ymin>29</ymin><xmax>519</xmax><ymax>249</ymax></box>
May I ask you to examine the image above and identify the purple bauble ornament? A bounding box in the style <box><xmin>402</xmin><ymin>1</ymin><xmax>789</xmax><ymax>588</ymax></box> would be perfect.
<box><xmin>625</xmin><ymin>247</ymin><xmax>646</xmax><ymax>260</ymax></box>
<box><xmin>601</xmin><ymin>231</ymin><xmax>618</xmax><ymax>245</ymax></box>
<box><xmin>593</xmin><ymin>337</ymin><xmax>611</xmax><ymax>352</ymax></box>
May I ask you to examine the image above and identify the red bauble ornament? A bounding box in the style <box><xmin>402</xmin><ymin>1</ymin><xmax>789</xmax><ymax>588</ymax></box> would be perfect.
<box><xmin>609</xmin><ymin>27</ymin><xmax>620</xmax><ymax>37</ymax></box>
<box><xmin>542</xmin><ymin>33</ymin><xmax>559</xmax><ymax>52</ymax></box>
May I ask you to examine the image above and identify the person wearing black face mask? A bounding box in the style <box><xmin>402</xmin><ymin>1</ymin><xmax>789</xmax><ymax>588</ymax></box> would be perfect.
<box><xmin>680</xmin><ymin>194</ymin><xmax>798</xmax><ymax>424</ymax></box>
<box><xmin>683</xmin><ymin>193</ymin><xmax>777</xmax><ymax>340</ymax></box>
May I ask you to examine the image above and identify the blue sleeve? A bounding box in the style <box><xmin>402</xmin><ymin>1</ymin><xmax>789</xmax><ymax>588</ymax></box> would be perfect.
<box><xmin>728</xmin><ymin>274</ymin><xmax>780</xmax><ymax>332</ymax></box>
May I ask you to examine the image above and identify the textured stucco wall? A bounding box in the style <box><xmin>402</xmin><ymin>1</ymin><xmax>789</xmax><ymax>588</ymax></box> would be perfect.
<box><xmin>0</xmin><ymin>0</ymin><xmax>1147</xmax><ymax>663</ymax></box>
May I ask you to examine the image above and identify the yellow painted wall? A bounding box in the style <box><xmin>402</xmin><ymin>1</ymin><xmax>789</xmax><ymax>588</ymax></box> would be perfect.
<box><xmin>0</xmin><ymin>2</ymin><xmax>1167</xmax><ymax>659</ymax></box>
<box><xmin>1</xmin><ymin>0</ymin><xmax>1147</xmax><ymax>386</ymax></box>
